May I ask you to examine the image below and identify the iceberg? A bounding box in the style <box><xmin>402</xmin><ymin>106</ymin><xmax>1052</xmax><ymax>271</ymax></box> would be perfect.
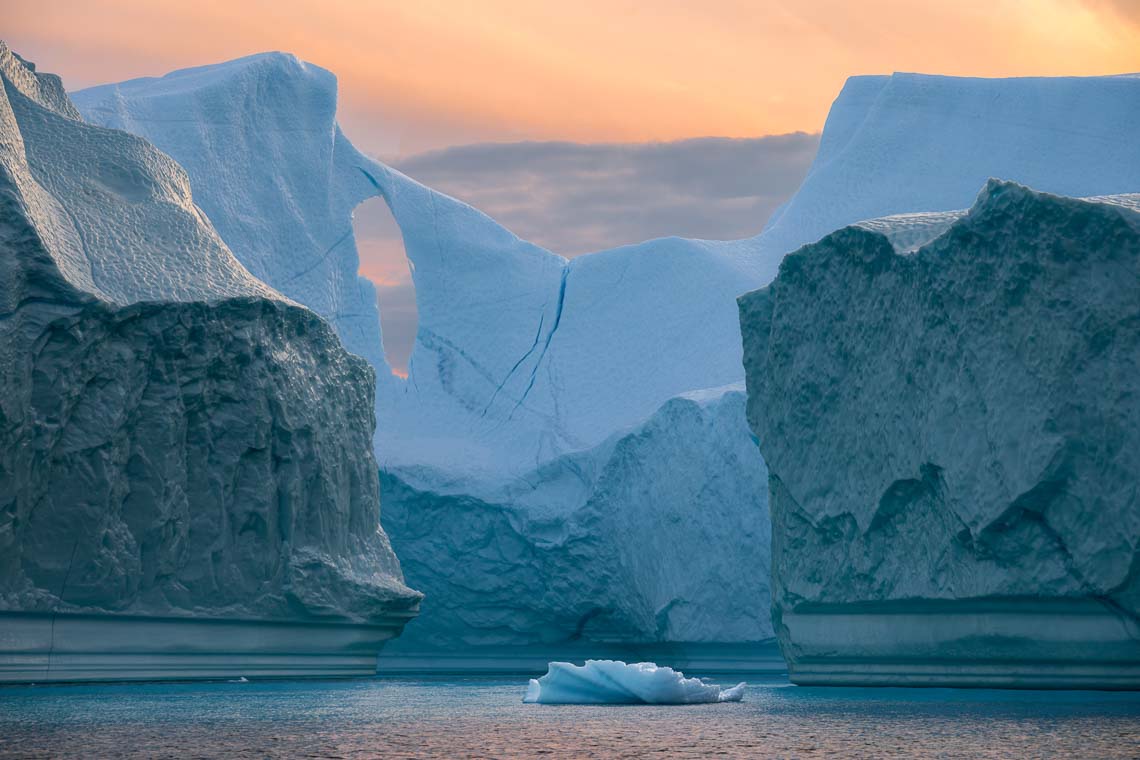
<box><xmin>739</xmin><ymin>181</ymin><xmax>1140</xmax><ymax>689</ymax></box>
<box><xmin>0</xmin><ymin>42</ymin><xmax>420</xmax><ymax>682</ymax></box>
<box><xmin>523</xmin><ymin>660</ymin><xmax>745</xmax><ymax>704</ymax></box>
<box><xmin>73</xmin><ymin>58</ymin><xmax>1140</xmax><ymax>660</ymax></box>
<box><xmin>74</xmin><ymin>53</ymin><xmax>767</xmax><ymax>473</ymax></box>
<box><xmin>73</xmin><ymin>55</ymin><xmax>776</xmax><ymax>656</ymax></box>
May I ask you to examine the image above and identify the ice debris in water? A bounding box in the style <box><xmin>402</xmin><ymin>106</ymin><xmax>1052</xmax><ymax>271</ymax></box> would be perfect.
<box><xmin>522</xmin><ymin>660</ymin><xmax>745</xmax><ymax>704</ymax></box>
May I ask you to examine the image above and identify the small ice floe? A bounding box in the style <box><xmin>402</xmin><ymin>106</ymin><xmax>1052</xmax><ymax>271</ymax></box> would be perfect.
<box><xmin>522</xmin><ymin>660</ymin><xmax>745</xmax><ymax>704</ymax></box>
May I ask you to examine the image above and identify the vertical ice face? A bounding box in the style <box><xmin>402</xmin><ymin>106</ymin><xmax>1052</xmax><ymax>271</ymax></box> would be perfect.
<box><xmin>740</xmin><ymin>181</ymin><xmax>1140</xmax><ymax>688</ymax></box>
<box><xmin>380</xmin><ymin>385</ymin><xmax>773</xmax><ymax>649</ymax></box>
<box><xmin>73</xmin><ymin>53</ymin><xmax>394</xmax><ymax>386</ymax></box>
<box><xmin>0</xmin><ymin>43</ymin><xmax>419</xmax><ymax>682</ymax></box>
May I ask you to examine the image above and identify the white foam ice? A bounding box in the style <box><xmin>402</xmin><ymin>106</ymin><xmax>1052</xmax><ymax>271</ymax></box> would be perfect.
<box><xmin>523</xmin><ymin>660</ymin><xmax>745</xmax><ymax>705</ymax></box>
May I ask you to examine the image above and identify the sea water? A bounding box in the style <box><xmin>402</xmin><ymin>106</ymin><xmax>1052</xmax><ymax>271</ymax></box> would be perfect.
<box><xmin>1</xmin><ymin>676</ymin><xmax>1138</xmax><ymax>758</ymax></box>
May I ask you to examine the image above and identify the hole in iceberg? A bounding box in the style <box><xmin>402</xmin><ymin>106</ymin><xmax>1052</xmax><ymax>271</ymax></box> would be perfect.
<box><xmin>352</xmin><ymin>196</ymin><xmax>418</xmax><ymax>378</ymax></box>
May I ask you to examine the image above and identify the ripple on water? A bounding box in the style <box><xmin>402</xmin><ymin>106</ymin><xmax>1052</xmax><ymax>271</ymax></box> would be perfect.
<box><xmin>1</xmin><ymin>676</ymin><xmax>1138</xmax><ymax>758</ymax></box>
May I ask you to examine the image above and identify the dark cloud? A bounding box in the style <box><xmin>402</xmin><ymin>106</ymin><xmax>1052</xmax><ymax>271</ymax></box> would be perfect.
<box><xmin>354</xmin><ymin>134</ymin><xmax>820</xmax><ymax>371</ymax></box>
<box><xmin>391</xmin><ymin>134</ymin><xmax>820</xmax><ymax>255</ymax></box>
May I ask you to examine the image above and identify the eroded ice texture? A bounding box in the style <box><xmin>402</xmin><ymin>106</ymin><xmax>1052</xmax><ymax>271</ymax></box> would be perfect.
<box><xmin>523</xmin><ymin>660</ymin><xmax>745</xmax><ymax>704</ymax></box>
<box><xmin>0</xmin><ymin>42</ymin><xmax>419</xmax><ymax>629</ymax></box>
<box><xmin>73</xmin><ymin>59</ymin><xmax>1140</xmax><ymax>652</ymax></box>
<box><xmin>381</xmin><ymin>385</ymin><xmax>773</xmax><ymax>648</ymax></box>
<box><xmin>739</xmin><ymin>181</ymin><xmax>1140</xmax><ymax>688</ymax></box>
<box><xmin>71</xmin><ymin>53</ymin><xmax>391</xmax><ymax>395</ymax></box>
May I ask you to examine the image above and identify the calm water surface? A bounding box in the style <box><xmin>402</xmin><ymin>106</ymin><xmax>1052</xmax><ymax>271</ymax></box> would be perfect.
<box><xmin>1</xmin><ymin>676</ymin><xmax>1138</xmax><ymax>758</ymax></box>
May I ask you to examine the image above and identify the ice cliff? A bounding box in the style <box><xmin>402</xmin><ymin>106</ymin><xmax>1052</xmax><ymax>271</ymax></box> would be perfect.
<box><xmin>0</xmin><ymin>43</ymin><xmax>419</xmax><ymax>682</ymax></box>
<box><xmin>74</xmin><ymin>59</ymin><xmax>1140</xmax><ymax>662</ymax></box>
<box><xmin>73</xmin><ymin>54</ymin><xmax>390</xmax><ymax>396</ymax></box>
<box><xmin>740</xmin><ymin>181</ymin><xmax>1140</xmax><ymax>688</ymax></box>
<box><xmin>381</xmin><ymin>386</ymin><xmax>771</xmax><ymax>649</ymax></box>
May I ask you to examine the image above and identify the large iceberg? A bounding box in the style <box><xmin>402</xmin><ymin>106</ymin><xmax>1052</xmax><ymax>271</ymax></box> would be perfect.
<box><xmin>0</xmin><ymin>43</ymin><xmax>420</xmax><ymax>682</ymax></box>
<box><xmin>74</xmin><ymin>59</ymin><xmax>1140</xmax><ymax>662</ymax></box>
<box><xmin>73</xmin><ymin>55</ymin><xmax>777</xmax><ymax>656</ymax></box>
<box><xmin>739</xmin><ymin>180</ymin><xmax>1140</xmax><ymax>689</ymax></box>
<box><xmin>75</xmin><ymin>54</ymin><xmax>769</xmax><ymax>480</ymax></box>
<box><xmin>523</xmin><ymin>660</ymin><xmax>745</xmax><ymax>704</ymax></box>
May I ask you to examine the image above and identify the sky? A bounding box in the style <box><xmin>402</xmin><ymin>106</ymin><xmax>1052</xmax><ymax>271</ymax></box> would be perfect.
<box><xmin>7</xmin><ymin>0</ymin><xmax>1139</xmax><ymax>371</ymax></box>
<box><xmin>8</xmin><ymin>0</ymin><xmax>1140</xmax><ymax>156</ymax></box>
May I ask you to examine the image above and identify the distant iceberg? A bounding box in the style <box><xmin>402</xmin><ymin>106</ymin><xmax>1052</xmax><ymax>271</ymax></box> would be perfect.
<box><xmin>523</xmin><ymin>660</ymin><xmax>745</xmax><ymax>704</ymax></box>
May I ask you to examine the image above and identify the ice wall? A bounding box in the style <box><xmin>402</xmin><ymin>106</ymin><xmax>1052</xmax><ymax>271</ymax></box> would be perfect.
<box><xmin>0</xmin><ymin>42</ymin><xmax>419</xmax><ymax>682</ymax></box>
<box><xmin>381</xmin><ymin>386</ymin><xmax>771</xmax><ymax>650</ymax></box>
<box><xmin>739</xmin><ymin>181</ymin><xmax>1140</xmax><ymax>688</ymax></box>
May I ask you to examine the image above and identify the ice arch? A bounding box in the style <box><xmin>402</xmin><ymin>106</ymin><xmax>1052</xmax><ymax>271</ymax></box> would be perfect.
<box><xmin>354</xmin><ymin>157</ymin><xmax>766</xmax><ymax>480</ymax></box>
<box><xmin>69</xmin><ymin>51</ymin><xmax>775</xmax><ymax>480</ymax></box>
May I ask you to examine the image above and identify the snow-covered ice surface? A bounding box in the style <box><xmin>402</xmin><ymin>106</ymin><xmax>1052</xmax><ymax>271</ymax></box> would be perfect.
<box><xmin>74</xmin><ymin>59</ymin><xmax>1140</xmax><ymax>654</ymax></box>
<box><xmin>523</xmin><ymin>660</ymin><xmax>745</xmax><ymax>704</ymax></box>
<box><xmin>3</xmin><ymin>51</ymin><xmax>278</xmax><ymax>306</ymax></box>
<box><xmin>740</xmin><ymin>181</ymin><xmax>1140</xmax><ymax>689</ymax></box>
<box><xmin>0</xmin><ymin>42</ymin><xmax>419</xmax><ymax>682</ymax></box>
<box><xmin>759</xmin><ymin>73</ymin><xmax>1140</xmax><ymax>255</ymax></box>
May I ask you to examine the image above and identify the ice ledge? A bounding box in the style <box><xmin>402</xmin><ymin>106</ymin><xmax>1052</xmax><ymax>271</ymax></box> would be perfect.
<box><xmin>0</xmin><ymin>610</ymin><xmax>418</xmax><ymax>683</ymax></box>
<box><xmin>781</xmin><ymin>597</ymin><xmax>1140</xmax><ymax>690</ymax></box>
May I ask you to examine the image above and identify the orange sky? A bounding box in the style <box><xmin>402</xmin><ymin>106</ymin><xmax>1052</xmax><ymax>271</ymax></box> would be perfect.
<box><xmin>8</xmin><ymin>0</ymin><xmax>1140</xmax><ymax>155</ymax></box>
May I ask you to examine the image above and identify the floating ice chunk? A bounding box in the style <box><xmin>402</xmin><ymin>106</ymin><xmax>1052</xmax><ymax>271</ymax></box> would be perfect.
<box><xmin>522</xmin><ymin>660</ymin><xmax>745</xmax><ymax>704</ymax></box>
